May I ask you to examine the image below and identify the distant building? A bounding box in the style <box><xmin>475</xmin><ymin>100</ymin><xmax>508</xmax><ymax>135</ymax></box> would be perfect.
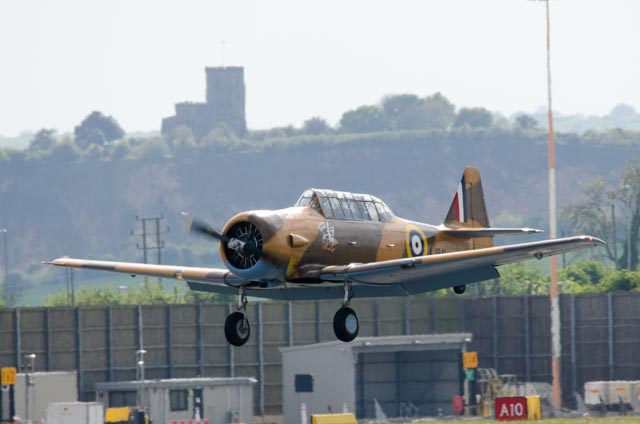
<box><xmin>161</xmin><ymin>66</ymin><xmax>247</xmax><ymax>140</ymax></box>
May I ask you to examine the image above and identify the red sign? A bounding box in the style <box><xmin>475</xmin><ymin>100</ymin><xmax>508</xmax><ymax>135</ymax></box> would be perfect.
<box><xmin>495</xmin><ymin>397</ymin><xmax>528</xmax><ymax>421</ymax></box>
<box><xmin>452</xmin><ymin>395</ymin><xmax>464</xmax><ymax>415</ymax></box>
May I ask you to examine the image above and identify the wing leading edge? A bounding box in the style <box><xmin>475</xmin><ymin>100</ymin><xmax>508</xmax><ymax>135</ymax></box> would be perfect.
<box><xmin>46</xmin><ymin>235</ymin><xmax>604</xmax><ymax>302</ymax></box>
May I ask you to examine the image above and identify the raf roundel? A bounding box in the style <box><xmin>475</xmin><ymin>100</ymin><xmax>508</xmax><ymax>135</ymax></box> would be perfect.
<box><xmin>410</xmin><ymin>232</ymin><xmax>424</xmax><ymax>256</ymax></box>
<box><xmin>405</xmin><ymin>225</ymin><xmax>428</xmax><ymax>258</ymax></box>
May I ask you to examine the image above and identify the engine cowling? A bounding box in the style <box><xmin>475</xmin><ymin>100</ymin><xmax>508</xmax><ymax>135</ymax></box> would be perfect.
<box><xmin>220</xmin><ymin>213</ymin><xmax>286</xmax><ymax>282</ymax></box>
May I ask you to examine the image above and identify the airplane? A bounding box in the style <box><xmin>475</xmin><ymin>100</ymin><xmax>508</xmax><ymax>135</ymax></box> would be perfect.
<box><xmin>46</xmin><ymin>166</ymin><xmax>604</xmax><ymax>346</ymax></box>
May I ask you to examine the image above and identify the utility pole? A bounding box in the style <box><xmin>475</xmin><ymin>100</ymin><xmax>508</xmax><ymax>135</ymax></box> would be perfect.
<box><xmin>67</xmin><ymin>268</ymin><xmax>75</xmax><ymax>306</ymax></box>
<box><xmin>132</xmin><ymin>214</ymin><xmax>169</xmax><ymax>281</ymax></box>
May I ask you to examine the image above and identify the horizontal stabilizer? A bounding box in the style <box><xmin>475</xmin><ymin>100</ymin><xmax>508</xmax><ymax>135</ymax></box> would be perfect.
<box><xmin>442</xmin><ymin>227</ymin><xmax>543</xmax><ymax>238</ymax></box>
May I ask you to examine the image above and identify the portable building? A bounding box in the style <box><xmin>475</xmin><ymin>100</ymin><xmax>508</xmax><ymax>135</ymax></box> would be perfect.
<box><xmin>280</xmin><ymin>333</ymin><xmax>471</xmax><ymax>423</ymax></box>
<box><xmin>95</xmin><ymin>377</ymin><xmax>255</xmax><ymax>424</ymax></box>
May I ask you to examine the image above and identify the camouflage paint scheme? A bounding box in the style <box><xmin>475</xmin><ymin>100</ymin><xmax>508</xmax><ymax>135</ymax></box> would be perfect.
<box><xmin>47</xmin><ymin>166</ymin><xmax>604</xmax><ymax>300</ymax></box>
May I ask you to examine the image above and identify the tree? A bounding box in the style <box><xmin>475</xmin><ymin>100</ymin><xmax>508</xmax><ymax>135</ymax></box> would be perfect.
<box><xmin>29</xmin><ymin>128</ymin><xmax>56</xmax><ymax>151</ymax></box>
<box><xmin>74</xmin><ymin>111</ymin><xmax>125</xmax><ymax>149</ymax></box>
<box><xmin>302</xmin><ymin>117</ymin><xmax>331</xmax><ymax>135</ymax></box>
<box><xmin>515</xmin><ymin>114</ymin><xmax>538</xmax><ymax>130</ymax></box>
<box><xmin>453</xmin><ymin>107</ymin><xmax>493</xmax><ymax>128</ymax></box>
<box><xmin>562</xmin><ymin>159</ymin><xmax>640</xmax><ymax>270</ymax></box>
<box><xmin>558</xmin><ymin>260</ymin><xmax>612</xmax><ymax>293</ymax></box>
<box><xmin>381</xmin><ymin>94</ymin><xmax>428</xmax><ymax>130</ymax></box>
<box><xmin>602</xmin><ymin>269</ymin><xmax>640</xmax><ymax>291</ymax></box>
<box><xmin>422</xmin><ymin>92</ymin><xmax>456</xmax><ymax>130</ymax></box>
<box><xmin>167</xmin><ymin>124</ymin><xmax>197</xmax><ymax>152</ymax></box>
<box><xmin>339</xmin><ymin>105</ymin><xmax>388</xmax><ymax>133</ymax></box>
<box><xmin>201</xmin><ymin>123</ymin><xmax>245</xmax><ymax>152</ymax></box>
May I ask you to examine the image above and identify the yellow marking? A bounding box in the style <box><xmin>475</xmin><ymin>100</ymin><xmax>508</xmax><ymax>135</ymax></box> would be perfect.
<box><xmin>1</xmin><ymin>367</ymin><xmax>17</xmax><ymax>385</ymax></box>
<box><xmin>311</xmin><ymin>413</ymin><xmax>357</xmax><ymax>424</ymax></box>
<box><xmin>463</xmin><ymin>352</ymin><xmax>478</xmax><ymax>369</ymax></box>
<box><xmin>404</xmin><ymin>224</ymin><xmax>428</xmax><ymax>258</ymax></box>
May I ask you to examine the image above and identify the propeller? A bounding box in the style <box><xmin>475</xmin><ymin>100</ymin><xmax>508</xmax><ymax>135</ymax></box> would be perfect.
<box><xmin>181</xmin><ymin>212</ymin><xmax>228</xmax><ymax>242</ymax></box>
<box><xmin>181</xmin><ymin>212</ymin><xmax>265</xmax><ymax>269</ymax></box>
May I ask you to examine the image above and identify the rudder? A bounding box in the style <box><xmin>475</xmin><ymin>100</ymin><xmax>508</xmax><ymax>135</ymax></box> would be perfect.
<box><xmin>444</xmin><ymin>166</ymin><xmax>490</xmax><ymax>228</ymax></box>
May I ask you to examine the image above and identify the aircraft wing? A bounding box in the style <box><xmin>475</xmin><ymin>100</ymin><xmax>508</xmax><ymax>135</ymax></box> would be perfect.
<box><xmin>316</xmin><ymin>236</ymin><xmax>605</xmax><ymax>294</ymax></box>
<box><xmin>46</xmin><ymin>258</ymin><xmax>246</xmax><ymax>287</ymax></box>
<box><xmin>46</xmin><ymin>235</ymin><xmax>603</xmax><ymax>301</ymax></box>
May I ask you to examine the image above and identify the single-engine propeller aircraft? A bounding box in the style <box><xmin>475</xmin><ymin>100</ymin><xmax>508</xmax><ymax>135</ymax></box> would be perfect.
<box><xmin>47</xmin><ymin>166</ymin><xmax>604</xmax><ymax>346</ymax></box>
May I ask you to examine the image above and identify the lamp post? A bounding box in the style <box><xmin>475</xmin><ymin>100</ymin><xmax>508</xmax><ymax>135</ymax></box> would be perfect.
<box><xmin>23</xmin><ymin>353</ymin><xmax>36</xmax><ymax>424</ymax></box>
<box><xmin>135</xmin><ymin>349</ymin><xmax>146</xmax><ymax>407</ymax></box>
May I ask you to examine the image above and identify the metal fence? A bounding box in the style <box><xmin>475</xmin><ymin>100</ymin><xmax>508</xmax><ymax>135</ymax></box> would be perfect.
<box><xmin>1</xmin><ymin>292</ymin><xmax>639</xmax><ymax>415</ymax></box>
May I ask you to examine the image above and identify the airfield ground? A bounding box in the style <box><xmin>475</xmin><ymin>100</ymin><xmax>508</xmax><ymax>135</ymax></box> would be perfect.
<box><xmin>384</xmin><ymin>418</ymin><xmax>638</xmax><ymax>424</ymax></box>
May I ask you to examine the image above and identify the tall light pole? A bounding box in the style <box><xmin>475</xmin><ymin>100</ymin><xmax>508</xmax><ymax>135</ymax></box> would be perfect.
<box><xmin>1</xmin><ymin>229</ymin><xmax>7</xmax><ymax>304</ymax></box>
<box><xmin>532</xmin><ymin>0</ymin><xmax>561</xmax><ymax>408</ymax></box>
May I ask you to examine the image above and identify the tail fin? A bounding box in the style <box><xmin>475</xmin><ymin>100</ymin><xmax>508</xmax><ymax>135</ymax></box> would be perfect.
<box><xmin>444</xmin><ymin>166</ymin><xmax>490</xmax><ymax>228</ymax></box>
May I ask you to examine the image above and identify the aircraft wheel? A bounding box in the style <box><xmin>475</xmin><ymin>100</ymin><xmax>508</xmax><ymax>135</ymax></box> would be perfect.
<box><xmin>225</xmin><ymin>311</ymin><xmax>251</xmax><ymax>346</ymax></box>
<box><xmin>453</xmin><ymin>285</ymin><xmax>466</xmax><ymax>294</ymax></box>
<box><xmin>333</xmin><ymin>307</ymin><xmax>359</xmax><ymax>342</ymax></box>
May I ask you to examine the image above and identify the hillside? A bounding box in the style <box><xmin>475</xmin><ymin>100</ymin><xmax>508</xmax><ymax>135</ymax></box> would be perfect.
<box><xmin>1</xmin><ymin>128</ymin><xmax>636</xmax><ymax>278</ymax></box>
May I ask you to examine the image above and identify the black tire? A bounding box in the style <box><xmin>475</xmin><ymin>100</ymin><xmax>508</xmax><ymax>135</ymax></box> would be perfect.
<box><xmin>453</xmin><ymin>285</ymin><xmax>466</xmax><ymax>294</ymax></box>
<box><xmin>333</xmin><ymin>307</ymin><xmax>359</xmax><ymax>342</ymax></box>
<box><xmin>224</xmin><ymin>311</ymin><xmax>250</xmax><ymax>346</ymax></box>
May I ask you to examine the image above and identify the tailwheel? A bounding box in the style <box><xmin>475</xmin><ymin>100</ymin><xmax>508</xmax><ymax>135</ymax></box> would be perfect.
<box><xmin>453</xmin><ymin>284</ymin><xmax>466</xmax><ymax>294</ymax></box>
<box><xmin>333</xmin><ymin>307</ymin><xmax>359</xmax><ymax>342</ymax></box>
<box><xmin>225</xmin><ymin>311</ymin><xmax>251</xmax><ymax>346</ymax></box>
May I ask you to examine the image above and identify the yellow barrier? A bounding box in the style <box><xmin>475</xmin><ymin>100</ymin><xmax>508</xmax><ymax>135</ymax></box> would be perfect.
<box><xmin>526</xmin><ymin>395</ymin><xmax>541</xmax><ymax>420</ymax></box>
<box><xmin>311</xmin><ymin>413</ymin><xmax>357</xmax><ymax>424</ymax></box>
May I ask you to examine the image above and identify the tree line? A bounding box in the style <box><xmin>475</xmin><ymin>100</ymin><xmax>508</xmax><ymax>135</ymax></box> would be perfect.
<box><xmin>4</xmin><ymin>93</ymin><xmax>640</xmax><ymax>164</ymax></box>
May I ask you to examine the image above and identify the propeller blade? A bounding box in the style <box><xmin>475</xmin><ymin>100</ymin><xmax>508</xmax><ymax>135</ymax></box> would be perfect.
<box><xmin>181</xmin><ymin>212</ymin><xmax>228</xmax><ymax>242</ymax></box>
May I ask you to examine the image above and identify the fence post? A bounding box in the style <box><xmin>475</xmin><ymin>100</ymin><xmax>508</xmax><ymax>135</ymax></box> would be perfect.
<box><xmin>286</xmin><ymin>301</ymin><xmax>293</xmax><ymax>346</ymax></box>
<box><xmin>167</xmin><ymin>304</ymin><xmax>174</xmax><ymax>379</ymax></box>
<box><xmin>257</xmin><ymin>302</ymin><xmax>264</xmax><ymax>416</ymax></box>
<box><xmin>13</xmin><ymin>308</ymin><xmax>21</xmax><ymax>369</ymax></box>
<box><xmin>524</xmin><ymin>296</ymin><xmax>531</xmax><ymax>382</ymax></box>
<box><xmin>197</xmin><ymin>303</ymin><xmax>204</xmax><ymax>376</ymax></box>
<box><xmin>570</xmin><ymin>294</ymin><xmax>577</xmax><ymax>395</ymax></box>
<box><xmin>75</xmin><ymin>308</ymin><xmax>83</xmax><ymax>401</ymax></box>
<box><xmin>493</xmin><ymin>297</ymin><xmax>499</xmax><ymax>372</ymax></box>
<box><xmin>107</xmin><ymin>306</ymin><xmax>114</xmax><ymax>381</ymax></box>
<box><xmin>607</xmin><ymin>293</ymin><xmax>615</xmax><ymax>380</ymax></box>
<box><xmin>403</xmin><ymin>297</ymin><xmax>410</xmax><ymax>335</ymax></box>
<box><xmin>227</xmin><ymin>303</ymin><xmax>234</xmax><ymax>378</ymax></box>
<box><xmin>44</xmin><ymin>308</ymin><xmax>51</xmax><ymax>371</ymax></box>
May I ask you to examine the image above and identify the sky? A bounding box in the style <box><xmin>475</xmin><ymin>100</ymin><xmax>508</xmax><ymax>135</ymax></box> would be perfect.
<box><xmin>0</xmin><ymin>0</ymin><xmax>638</xmax><ymax>136</ymax></box>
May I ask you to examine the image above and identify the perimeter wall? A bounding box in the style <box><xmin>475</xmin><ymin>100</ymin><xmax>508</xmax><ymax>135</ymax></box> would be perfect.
<box><xmin>1</xmin><ymin>292</ymin><xmax>639</xmax><ymax>414</ymax></box>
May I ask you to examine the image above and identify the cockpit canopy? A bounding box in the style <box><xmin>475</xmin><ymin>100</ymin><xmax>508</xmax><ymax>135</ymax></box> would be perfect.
<box><xmin>295</xmin><ymin>189</ymin><xmax>394</xmax><ymax>222</ymax></box>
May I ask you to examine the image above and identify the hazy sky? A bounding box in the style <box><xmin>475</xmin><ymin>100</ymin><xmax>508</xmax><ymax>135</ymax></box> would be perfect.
<box><xmin>1</xmin><ymin>0</ymin><xmax>638</xmax><ymax>136</ymax></box>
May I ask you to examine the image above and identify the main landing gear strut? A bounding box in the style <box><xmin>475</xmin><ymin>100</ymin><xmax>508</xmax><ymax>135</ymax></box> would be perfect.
<box><xmin>224</xmin><ymin>283</ymin><xmax>362</xmax><ymax>346</ymax></box>
<box><xmin>333</xmin><ymin>282</ymin><xmax>359</xmax><ymax>342</ymax></box>
<box><xmin>224</xmin><ymin>287</ymin><xmax>251</xmax><ymax>346</ymax></box>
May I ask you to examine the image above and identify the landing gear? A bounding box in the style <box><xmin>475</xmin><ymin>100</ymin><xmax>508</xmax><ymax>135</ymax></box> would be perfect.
<box><xmin>453</xmin><ymin>284</ymin><xmax>466</xmax><ymax>294</ymax></box>
<box><xmin>224</xmin><ymin>287</ymin><xmax>250</xmax><ymax>346</ymax></box>
<box><xmin>333</xmin><ymin>307</ymin><xmax>359</xmax><ymax>342</ymax></box>
<box><xmin>333</xmin><ymin>282</ymin><xmax>359</xmax><ymax>342</ymax></box>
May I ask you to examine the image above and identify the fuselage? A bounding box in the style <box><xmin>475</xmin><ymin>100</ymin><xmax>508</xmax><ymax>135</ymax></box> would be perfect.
<box><xmin>218</xmin><ymin>188</ymin><xmax>477</xmax><ymax>283</ymax></box>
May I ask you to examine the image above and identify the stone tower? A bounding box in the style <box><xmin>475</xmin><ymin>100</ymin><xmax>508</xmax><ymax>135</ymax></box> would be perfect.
<box><xmin>161</xmin><ymin>66</ymin><xmax>247</xmax><ymax>140</ymax></box>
